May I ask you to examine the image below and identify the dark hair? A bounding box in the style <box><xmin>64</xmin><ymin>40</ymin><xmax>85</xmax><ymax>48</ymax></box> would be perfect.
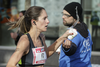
<box><xmin>18</xmin><ymin>6</ymin><xmax>45</xmax><ymax>33</ymax></box>
<box><xmin>20</xmin><ymin>10</ymin><xmax>26</xmax><ymax>15</ymax></box>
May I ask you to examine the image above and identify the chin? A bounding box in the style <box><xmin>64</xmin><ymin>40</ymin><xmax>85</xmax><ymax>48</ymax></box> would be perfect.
<box><xmin>64</xmin><ymin>23</ymin><xmax>73</xmax><ymax>27</ymax></box>
<box><xmin>42</xmin><ymin>29</ymin><xmax>47</xmax><ymax>32</ymax></box>
<box><xmin>44</xmin><ymin>30</ymin><xmax>47</xmax><ymax>32</ymax></box>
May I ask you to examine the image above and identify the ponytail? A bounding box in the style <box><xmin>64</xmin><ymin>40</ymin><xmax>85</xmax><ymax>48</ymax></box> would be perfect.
<box><xmin>7</xmin><ymin>16</ymin><xmax>24</xmax><ymax>30</ymax></box>
<box><xmin>7</xmin><ymin>16</ymin><xmax>26</xmax><ymax>34</ymax></box>
<box><xmin>19</xmin><ymin>16</ymin><xmax>28</xmax><ymax>33</ymax></box>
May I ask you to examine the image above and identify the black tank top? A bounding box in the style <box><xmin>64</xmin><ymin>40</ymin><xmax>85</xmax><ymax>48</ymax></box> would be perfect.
<box><xmin>19</xmin><ymin>33</ymin><xmax>44</xmax><ymax>67</ymax></box>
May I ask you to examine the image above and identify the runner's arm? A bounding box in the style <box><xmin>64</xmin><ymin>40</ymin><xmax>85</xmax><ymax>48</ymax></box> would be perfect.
<box><xmin>6</xmin><ymin>35</ymin><xmax>29</xmax><ymax>67</ymax></box>
<box><xmin>47</xmin><ymin>30</ymin><xmax>73</xmax><ymax>57</ymax></box>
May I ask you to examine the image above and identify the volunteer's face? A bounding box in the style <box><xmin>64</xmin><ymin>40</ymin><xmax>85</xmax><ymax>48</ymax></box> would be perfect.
<box><xmin>62</xmin><ymin>10</ymin><xmax>75</xmax><ymax>27</ymax></box>
<box><xmin>37</xmin><ymin>9</ymin><xmax>49</xmax><ymax>32</ymax></box>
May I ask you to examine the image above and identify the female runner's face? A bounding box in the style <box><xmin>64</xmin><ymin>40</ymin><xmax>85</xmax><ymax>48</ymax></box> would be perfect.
<box><xmin>36</xmin><ymin>9</ymin><xmax>49</xmax><ymax>32</ymax></box>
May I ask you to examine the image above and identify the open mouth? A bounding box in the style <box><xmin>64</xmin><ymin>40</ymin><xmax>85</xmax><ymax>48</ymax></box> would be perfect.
<box><xmin>45</xmin><ymin>25</ymin><xmax>48</xmax><ymax>27</ymax></box>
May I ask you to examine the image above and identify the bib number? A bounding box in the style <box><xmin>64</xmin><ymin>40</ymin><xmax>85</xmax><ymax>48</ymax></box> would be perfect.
<box><xmin>32</xmin><ymin>47</ymin><xmax>47</xmax><ymax>65</ymax></box>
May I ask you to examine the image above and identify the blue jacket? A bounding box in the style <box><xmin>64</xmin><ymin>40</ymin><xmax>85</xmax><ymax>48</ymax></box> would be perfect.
<box><xmin>59</xmin><ymin>23</ymin><xmax>93</xmax><ymax>67</ymax></box>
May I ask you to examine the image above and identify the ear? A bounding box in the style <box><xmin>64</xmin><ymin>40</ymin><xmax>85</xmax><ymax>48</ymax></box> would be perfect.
<box><xmin>74</xmin><ymin>19</ymin><xmax>76</xmax><ymax>22</ymax></box>
<box><xmin>33</xmin><ymin>21</ymin><xmax>36</xmax><ymax>25</ymax></box>
<box><xmin>31</xmin><ymin>19</ymin><xmax>36</xmax><ymax>25</ymax></box>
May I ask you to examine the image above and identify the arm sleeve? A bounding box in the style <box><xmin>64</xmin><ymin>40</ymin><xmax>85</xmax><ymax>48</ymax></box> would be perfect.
<box><xmin>62</xmin><ymin>42</ymin><xmax>77</xmax><ymax>56</ymax></box>
<box><xmin>62</xmin><ymin>32</ymin><xmax>81</xmax><ymax>56</ymax></box>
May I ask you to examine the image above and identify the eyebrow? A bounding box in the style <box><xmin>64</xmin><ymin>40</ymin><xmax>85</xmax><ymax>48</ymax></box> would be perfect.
<box><xmin>45</xmin><ymin>16</ymin><xmax>48</xmax><ymax>18</ymax></box>
<box><xmin>43</xmin><ymin>16</ymin><xmax>48</xmax><ymax>19</ymax></box>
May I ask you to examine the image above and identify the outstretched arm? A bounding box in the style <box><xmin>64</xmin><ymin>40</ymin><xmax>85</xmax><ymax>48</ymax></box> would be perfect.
<box><xmin>46</xmin><ymin>30</ymin><xmax>73</xmax><ymax>58</ymax></box>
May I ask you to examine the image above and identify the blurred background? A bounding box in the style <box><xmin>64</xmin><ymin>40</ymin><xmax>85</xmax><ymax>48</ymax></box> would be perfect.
<box><xmin>0</xmin><ymin>0</ymin><xmax>100</xmax><ymax>67</ymax></box>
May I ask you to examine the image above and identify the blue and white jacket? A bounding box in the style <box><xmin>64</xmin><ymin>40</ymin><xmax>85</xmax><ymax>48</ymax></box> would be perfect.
<box><xmin>59</xmin><ymin>22</ymin><xmax>93</xmax><ymax>67</ymax></box>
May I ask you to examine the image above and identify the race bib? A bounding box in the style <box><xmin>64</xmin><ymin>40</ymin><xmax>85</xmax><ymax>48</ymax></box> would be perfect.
<box><xmin>32</xmin><ymin>46</ymin><xmax>47</xmax><ymax>65</ymax></box>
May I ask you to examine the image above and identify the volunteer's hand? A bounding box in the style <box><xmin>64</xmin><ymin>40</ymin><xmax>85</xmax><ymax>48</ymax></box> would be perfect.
<box><xmin>62</xmin><ymin>39</ymin><xmax>71</xmax><ymax>48</ymax></box>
